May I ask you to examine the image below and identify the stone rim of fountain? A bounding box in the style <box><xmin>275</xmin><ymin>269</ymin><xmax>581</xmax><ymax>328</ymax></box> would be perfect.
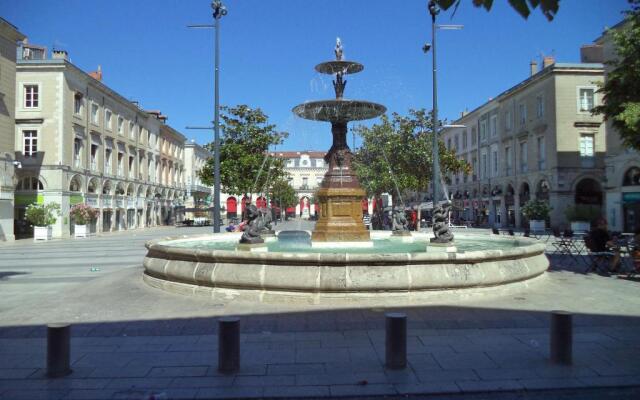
<box><xmin>143</xmin><ymin>233</ymin><xmax>548</xmax><ymax>294</ymax></box>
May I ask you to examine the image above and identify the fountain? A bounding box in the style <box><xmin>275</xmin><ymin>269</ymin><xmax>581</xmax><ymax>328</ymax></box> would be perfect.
<box><xmin>292</xmin><ymin>38</ymin><xmax>385</xmax><ymax>245</ymax></box>
<box><xmin>142</xmin><ymin>41</ymin><xmax>549</xmax><ymax>296</ymax></box>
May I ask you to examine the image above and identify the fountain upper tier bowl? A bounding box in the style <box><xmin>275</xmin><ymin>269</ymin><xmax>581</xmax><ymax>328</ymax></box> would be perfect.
<box><xmin>315</xmin><ymin>60</ymin><xmax>364</xmax><ymax>74</ymax></box>
<box><xmin>143</xmin><ymin>231</ymin><xmax>548</xmax><ymax>295</ymax></box>
<box><xmin>292</xmin><ymin>99</ymin><xmax>386</xmax><ymax>122</ymax></box>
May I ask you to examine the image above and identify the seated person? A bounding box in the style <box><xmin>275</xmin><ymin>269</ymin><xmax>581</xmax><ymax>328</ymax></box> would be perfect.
<box><xmin>588</xmin><ymin>218</ymin><xmax>621</xmax><ymax>272</ymax></box>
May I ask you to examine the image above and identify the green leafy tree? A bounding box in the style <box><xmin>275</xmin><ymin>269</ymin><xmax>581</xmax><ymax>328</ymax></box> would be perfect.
<box><xmin>593</xmin><ymin>0</ymin><xmax>640</xmax><ymax>151</ymax></box>
<box><xmin>198</xmin><ymin>105</ymin><xmax>288</xmax><ymax>198</ymax></box>
<box><xmin>436</xmin><ymin>0</ymin><xmax>559</xmax><ymax>21</ymax></box>
<box><xmin>268</xmin><ymin>178</ymin><xmax>298</xmax><ymax>210</ymax></box>
<box><xmin>352</xmin><ymin>109</ymin><xmax>471</xmax><ymax>204</ymax></box>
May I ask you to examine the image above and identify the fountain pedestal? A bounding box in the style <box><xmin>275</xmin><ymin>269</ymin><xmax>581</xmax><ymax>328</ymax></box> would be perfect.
<box><xmin>312</xmin><ymin>187</ymin><xmax>370</xmax><ymax>243</ymax></box>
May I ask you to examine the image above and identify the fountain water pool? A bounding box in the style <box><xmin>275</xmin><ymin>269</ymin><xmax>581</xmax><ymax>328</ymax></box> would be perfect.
<box><xmin>143</xmin><ymin>231</ymin><xmax>548</xmax><ymax>295</ymax></box>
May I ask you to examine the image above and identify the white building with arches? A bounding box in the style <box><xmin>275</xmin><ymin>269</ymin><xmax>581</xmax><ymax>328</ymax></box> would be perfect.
<box><xmin>14</xmin><ymin>45</ymin><xmax>186</xmax><ymax>239</ymax></box>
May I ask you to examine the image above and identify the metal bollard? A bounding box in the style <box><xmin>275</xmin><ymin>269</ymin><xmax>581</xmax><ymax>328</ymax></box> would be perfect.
<box><xmin>218</xmin><ymin>317</ymin><xmax>240</xmax><ymax>373</ymax></box>
<box><xmin>550</xmin><ymin>311</ymin><xmax>572</xmax><ymax>365</ymax></box>
<box><xmin>47</xmin><ymin>323</ymin><xmax>72</xmax><ymax>378</ymax></box>
<box><xmin>385</xmin><ymin>312</ymin><xmax>407</xmax><ymax>369</ymax></box>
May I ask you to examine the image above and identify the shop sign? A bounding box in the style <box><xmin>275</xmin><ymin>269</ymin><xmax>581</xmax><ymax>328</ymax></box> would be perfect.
<box><xmin>137</xmin><ymin>197</ymin><xmax>145</xmax><ymax>208</ymax></box>
<box><xmin>622</xmin><ymin>192</ymin><xmax>640</xmax><ymax>204</ymax></box>
<box><xmin>116</xmin><ymin>198</ymin><xmax>124</xmax><ymax>208</ymax></box>
<box><xmin>70</xmin><ymin>194</ymin><xmax>84</xmax><ymax>205</ymax></box>
<box><xmin>127</xmin><ymin>198</ymin><xmax>136</xmax><ymax>209</ymax></box>
<box><xmin>102</xmin><ymin>196</ymin><xmax>113</xmax><ymax>208</ymax></box>
<box><xmin>85</xmin><ymin>195</ymin><xmax>99</xmax><ymax>208</ymax></box>
<box><xmin>14</xmin><ymin>194</ymin><xmax>44</xmax><ymax>206</ymax></box>
<box><xmin>472</xmin><ymin>200</ymin><xmax>479</xmax><ymax>209</ymax></box>
<box><xmin>463</xmin><ymin>200</ymin><xmax>470</xmax><ymax>208</ymax></box>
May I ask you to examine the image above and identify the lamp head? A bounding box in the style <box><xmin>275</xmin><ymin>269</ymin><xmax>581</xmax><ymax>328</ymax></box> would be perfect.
<box><xmin>422</xmin><ymin>43</ymin><xmax>432</xmax><ymax>53</ymax></box>
<box><xmin>428</xmin><ymin>0</ymin><xmax>438</xmax><ymax>17</ymax></box>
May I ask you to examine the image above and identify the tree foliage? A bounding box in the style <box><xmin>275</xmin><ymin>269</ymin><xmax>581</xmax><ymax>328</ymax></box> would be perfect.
<box><xmin>352</xmin><ymin>109</ymin><xmax>471</xmax><ymax>204</ymax></box>
<box><xmin>592</xmin><ymin>0</ymin><xmax>640</xmax><ymax>151</ymax></box>
<box><xmin>268</xmin><ymin>178</ymin><xmax>298</xmax><ymax>209</ymax></box>
<box><xmin>198</xmin><ymin>105</ymin><xmax>288</xmax><ymax>196</ymax></box>
<box><xmin>436</xmin><ymin>0</ymin><xmax>559</xmax><ymax>21</ymax></box>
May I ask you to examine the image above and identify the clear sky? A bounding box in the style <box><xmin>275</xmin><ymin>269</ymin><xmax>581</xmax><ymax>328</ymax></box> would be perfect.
<box><xmin>3</xmin><ymin>0</ymin><xmax>629</xmax><ymax>151</ymax></box>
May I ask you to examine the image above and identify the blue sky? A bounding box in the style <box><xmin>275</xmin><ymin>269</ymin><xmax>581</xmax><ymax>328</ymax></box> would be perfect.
<box><xmin>4</xmin><ymin>0</ymin><xmax>629</xmax><ymax>151</ymax></box>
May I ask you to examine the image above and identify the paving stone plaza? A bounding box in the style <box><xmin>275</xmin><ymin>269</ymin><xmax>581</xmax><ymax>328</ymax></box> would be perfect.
<box><xmin>0</xmin><ymin>222</ymin><xmax>639</xmax><ymax>399</ymax></box>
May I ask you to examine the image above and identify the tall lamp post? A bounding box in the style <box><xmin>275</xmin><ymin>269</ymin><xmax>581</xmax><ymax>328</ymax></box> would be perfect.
<box><xmin>212</xmin><ymin>0</ymin><xmax>227</xmax><ymax>233</ymax></box>
<box><xmin>425</xmin><ymin>0</ymin><xmax>461</xmax><ymax>244</ymax></box>
<box><xmin>187</xmin><ymin>0</ymin><xmax>227</xmax><ymax>232</ymax></box>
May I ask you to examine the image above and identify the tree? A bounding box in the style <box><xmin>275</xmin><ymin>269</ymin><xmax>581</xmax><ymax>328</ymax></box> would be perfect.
<box><xmin>198</xmin><ymin>105</ymin><xmax>288</xmax><ymax>198</ymax></box>
<box><xmin>268</xmin><ymin>178</ymin><xmax>298</xmax><ymax>210</ymax></box>
<box><xmin>436</xmin><ymin>0</ymin><xmax>559</xmax><ymax>21</ymax></box>
<box><xmin>593</xmin><ymin>0</ymin><xmax>640</xmax><ymax>151</ymax></box>
<box><xmin>352</xmin><ymin>108</ymin><xmax>471</xmax><ymax>204</ymax></box>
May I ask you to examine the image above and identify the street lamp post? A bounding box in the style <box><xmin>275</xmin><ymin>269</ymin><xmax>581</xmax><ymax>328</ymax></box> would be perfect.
<box><xmin>426</xmin><ymin>0</ymin><xmax>461</xmax><ymax>244</ymax></box>
<box><xmin>212</xmin><ymin>0</ymin><xmax>227</xmax><ymax>233</ymax></box>
<box><xmin>428</xmin><ymin>0</ymin><xmax>440</xmax><ymax>213</ymax></box>
<box><xmin>187</xmin><ymin>1</ymin><xmax>227</xmax><ymax>233</ymax></box>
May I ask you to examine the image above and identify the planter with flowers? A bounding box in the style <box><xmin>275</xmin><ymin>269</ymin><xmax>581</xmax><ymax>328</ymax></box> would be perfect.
<box><xmin>521</xmin><ymin>200</ymin><xmax>552</xmax><ymax>232</ymax></box>
<box><xmin>25</xmin><ymin>202</ymin><xmax>61</xmax><ymax>241</ymax></box>
<box><xmin>70</xmin><ymin>204</ymin><xmax>99</xmax><ymax>238</ymax></box>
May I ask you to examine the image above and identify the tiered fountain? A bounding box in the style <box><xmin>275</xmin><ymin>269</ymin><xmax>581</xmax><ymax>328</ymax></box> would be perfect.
<box><xmin>292</xmin><ymin>39</ymin><xmax>385</xmax><ymax>246</ymax></box>
<box><xmin>142</xmin><ymin>41</ymin><xmax>549</xmax><ymax>295</ymax></box>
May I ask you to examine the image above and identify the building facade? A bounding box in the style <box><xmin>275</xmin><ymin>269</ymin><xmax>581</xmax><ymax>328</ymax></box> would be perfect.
<box><xmin>14</xmin><ymin>46</ymin><xmax>185</xmax><ymax>238</ymax></box>
<box><xmin>441</xmin><ymin>58</ymin><xmax>605</xmax><ymax>229</ymax></box>
<box><xmin>595</xmin><ymin>23</ymin><xmax>640</xmax><ymax>233</ymax></box>
<box><xmin>183</xmin><ymin>140</ymin><xmax>212</xmax><ymax>217</ymax></box>
<box><xmin>216</xmin><ymin>151</ymin><xmax>328</xmax><ymax>220</ymax></box>
<box><xmin>0</xmin><ymin>19</ymin><xmax>25</xmax><ymax>241</ymax></box>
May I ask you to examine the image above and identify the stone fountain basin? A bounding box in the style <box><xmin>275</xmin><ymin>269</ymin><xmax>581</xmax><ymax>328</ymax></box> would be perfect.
<box><xmin>143</xmin><ymin>232</ymin><xmax>548</xmax><ymax>295</ymax></box>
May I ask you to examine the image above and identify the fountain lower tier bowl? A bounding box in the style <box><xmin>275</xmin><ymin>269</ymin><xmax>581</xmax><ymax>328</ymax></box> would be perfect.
<box><xmin>143</xmin><ymin>231</ymin><xmax>548</xmax><ymax>295</ymax></box>
<box><xmin>292</xmin><ymin>99</ymin><xmax>386</xmax><ymax>122</ymax></box>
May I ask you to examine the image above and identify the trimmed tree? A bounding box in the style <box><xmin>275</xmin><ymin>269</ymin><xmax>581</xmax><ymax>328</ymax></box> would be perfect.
<box><xmin>592</xmin><ymin>0</ymin><xmax>640</xmax><ymax>151</ymax></box>
<box><xmin>352</xmin><ymin>108</ymin><xmax>471</xmax><ymax>204</ymax></box>
<box><xmin>198</xmin><ymin>105</ymin><xmax>288</xmax><ymax>202</ymax></box>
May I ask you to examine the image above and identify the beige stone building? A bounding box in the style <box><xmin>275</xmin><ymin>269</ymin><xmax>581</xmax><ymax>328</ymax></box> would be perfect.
<box><xmin>593</xmin><ymin>22</ymin><xmax>640</xmax><ymax>233</ymax></box>
<box><xmin>0</xmin><ymin>19</ymin><xmax>25</xmax><ymax>242</ymax></box>
<box><xmin>14</xmin><ymin>45</ymin><xmax>185</xmax><ymax>238</ymax></box>
<box><xmin>183</xmin><ymin>140</ymin><xmax>212</xmax><ymax>217</ymax></box>
<box><xmin>441</xmin><ymin>57</ymin><xmax>605</xmax><ymax>229</ymax></box>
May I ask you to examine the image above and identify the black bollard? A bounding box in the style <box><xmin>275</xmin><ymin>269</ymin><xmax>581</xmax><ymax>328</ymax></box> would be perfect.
<box><xmin>47</xmin><ymin>323</ymin><xmax>72</xmax><ymax>378</ymax></box>
<box><xmin>218</xmin><ymin>317</ymin><xmax>240</xmax><ymax>373</ymax></box>
<box><xmin>550</xmin><ymin>311</ymin><xmax>572</xmax><ymax>365</ymax></box>
<box><xmin>385</xmin><ymin>312</ymin><xmax>407</xmax><ymax>369</ymax></box>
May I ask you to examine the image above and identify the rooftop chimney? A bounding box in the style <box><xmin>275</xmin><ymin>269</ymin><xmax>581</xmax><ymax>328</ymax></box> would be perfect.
<box><xmin>52</xmin><ymin>49</ymin><xmax>68</xmax><ymax>61</ymax></box>
<box><xmin>88</xmin><ymin>65</ymin><xmax>102</xmax><ymax>81</ymax></box>
<box><xmin>542</xmin><ymin>56</ymin><xmax>555</xmax><ymax>69</ymax></box>
<box><xmin>530</xmin><ymin>60</ymin><xmax>538</xmax><ymax>76</ymax></box>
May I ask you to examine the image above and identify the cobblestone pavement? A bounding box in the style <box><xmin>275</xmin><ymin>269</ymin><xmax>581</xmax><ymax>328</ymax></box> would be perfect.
<box><xmin>0</xmin><ymin>222</ymin><xmax>639</xmax><ymax>399</ymax></box>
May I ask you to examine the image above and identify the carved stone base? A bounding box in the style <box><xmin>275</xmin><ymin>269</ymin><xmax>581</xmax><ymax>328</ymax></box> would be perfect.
<box><xmin>262</xmin><ymin>233</ymin><xmax>277</xmax><ymax>242</ymax></box>
<box><xmin>312</xmin><ymin>187</ymin><xmax>370</xmax><ymax>242</ymax></box>
<box><xmin>428</xmin><ymin>241</ymin><xmax>457</xmax><ymax>253</ymax></box>
<box><xmin>236</xmin><ymin>243</ymin><xmax>268</xmax><ymax>252</ymax></box>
